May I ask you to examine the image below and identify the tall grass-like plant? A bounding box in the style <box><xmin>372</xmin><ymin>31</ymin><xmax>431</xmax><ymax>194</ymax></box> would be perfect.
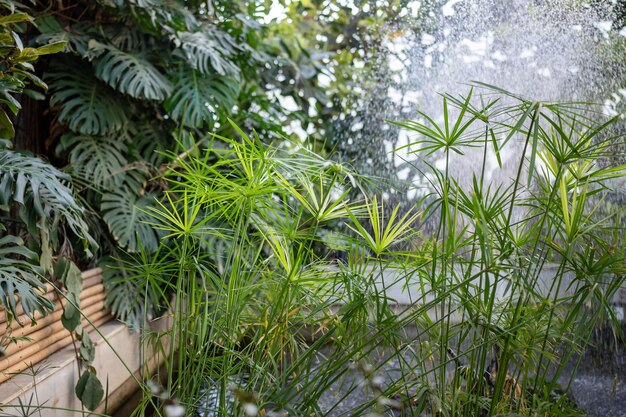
<box><xmin>390</xmin><ymin>84</ymin><xmax>626</xmax><ymax>416</ymax></box>
<box><xmin>119</xmin><ymin>85</ymin><xmax>624</xmax><ymax>417</ymax></box>
<box><xmin>123</xmin><ymin>124</ymin><xmax>381</xmax><ymax>417</ymax></box>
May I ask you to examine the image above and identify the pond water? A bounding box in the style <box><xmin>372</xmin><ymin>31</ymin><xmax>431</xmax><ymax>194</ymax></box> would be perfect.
<box><xmin>564</xmin><ymin>325</ymin><xmax>626</xmax><ymax>417</ymax></box>
<box><xmin>192</xmin><ymin>321</ymin><xmax>626</xmax><ymax>417</ymax></box>
<box><xmin>312</xmin><ymin>327</ymin><xmax>626</xmax><ymax>417</ymax></box>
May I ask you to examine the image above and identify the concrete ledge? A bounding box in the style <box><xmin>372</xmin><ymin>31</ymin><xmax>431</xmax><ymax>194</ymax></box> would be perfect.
<box><xmin>0</xmin><ymin>320</ymin><xmax>170</xmax><ymax>416</ymax></box>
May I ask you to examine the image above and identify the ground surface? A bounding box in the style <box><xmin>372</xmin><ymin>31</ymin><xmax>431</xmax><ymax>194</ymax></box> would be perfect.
<box><xmin>563</xmin><ymin>330</ymin><xmax>626</xmax><ymax>417</ymax></box>
<box><xmin>314</xmin><ymin>332</ymin><xmax>626</xmax><ymax>417</ymax></box>
<box><xmin>195</xmin><ymin>336</ymin><xmax>626</xmax><ymax>417</ymax></box>
<box><xmin>196</xmin><ymin>325</ymin><xmax>626</xmax><ymax>417</ymax></box>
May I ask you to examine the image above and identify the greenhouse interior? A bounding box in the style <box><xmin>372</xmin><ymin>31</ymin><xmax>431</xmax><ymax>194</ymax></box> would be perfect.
<box><xmin>0</xmin><ymin>1</ymin><xmax>625</xmax><ymax>416</ymax></box>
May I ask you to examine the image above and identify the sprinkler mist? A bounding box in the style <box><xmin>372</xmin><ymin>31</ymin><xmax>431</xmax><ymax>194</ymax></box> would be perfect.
<box><xmin>339</xmin><ymin>0</ymin><xmax>624</xmax><ymax>202</ymax></box>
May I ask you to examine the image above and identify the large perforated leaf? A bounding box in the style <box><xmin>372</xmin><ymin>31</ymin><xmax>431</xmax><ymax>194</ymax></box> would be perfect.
<box><xmin>0</xmin><ymin>151</ymin><xmax>95</xmax><ymax>250</ymax></box>
<box><xmin>60</xmin><ymin>134</ymin><xmax>128</xmax><ymax>190</ymax></box>
<box><xmin>174</xmin><ymin>30</ymin><xmax>240</xmax><ymax>76</ymax></box>
<box><xmin>90</xmin><ymin>41</ymin><xmax>172</xmax><ymax>101</ymax></box>
<box><xmin>128</xmin><ymin>122</ymin><xmax>171</xmax><ymax>166</ymax></box>
<box><xmin>0</xmin><ymin>150</ymin><xmax>76</xmax><ymax>215</ymax></box>
<box><xmin>101</xmin><ymin>188</ymin><xmax>159</xmax><ymax>252</ymax></box>
<box><xmin>0</xmin><ymin>235</ymin><xmax>54</xmax><ymax>323</ymax></box>
<box><xmin>46</xmin><ymin>57</ymin><xmax>129</xmax><ymax>135</ymax></box>
<box><xmin>164</xmin><ymin>66</ymin><xmax>239</xmax><ymax>128</ymax></box>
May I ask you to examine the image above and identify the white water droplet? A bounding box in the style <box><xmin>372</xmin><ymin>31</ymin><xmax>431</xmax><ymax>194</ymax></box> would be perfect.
<box><xmin>164</xmin><ymin>404</ymin><xmax>185</xmax><ymax>417</ymax></box>
<box><xmin>243</xmin><ymin>402</ymin><xmax>259</xmax><ymax>416</ymax></box>
<box><xmin>537</xmin><ymin>68</ymin><xmax>551</xmax><ymax>77</ymax></box>
<box><xmin>593</xmin><ymin>20</ymin><xmax>613</xmax><ymax>38</ymax></box>
<box><xmin>442</xmin><ymin>0</ymin><xmax>464</xmax><ymax>17</ymax></box>
<box><xmin>422</xmin><ymin>33</ymin><xmax>436</xmax><ymax>45</ymax></box>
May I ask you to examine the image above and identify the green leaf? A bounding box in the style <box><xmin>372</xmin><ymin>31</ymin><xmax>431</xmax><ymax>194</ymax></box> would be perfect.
<box><xmin>101</xmin><ymin>261</ymin><xmax>148</xmax><ymax>330</ymax></box>
<box><xmin>21</xmin><ymin>89</ymin><xmax>46</xmax><ymax>100</ymax></box>
<box><xmin>128</xmin><ymin>122</ymin><xmax>170</xmax><ymax>166</ymax></box>
<box><xmin>128</xmin><ymin>0</ymin><xmax>161</xmax><ymax>7</ymax></box>
<box><xmin>0</xmin><ymin>82</ymin><xmax>22</xmax><ymax>114</ymax></box>
<box><xmin>13</xmin><ymin>68</ymin><xmax>47</xmax><ymax>89</ymax></box>
<box><xmin>101</xmin><ymin>188</ymin><xmax>160</xmax><ymax>252</ymax></box>
<box><xmin>0</xmin><ymin>150</ymin><xmax>70</xmax><ymax>212</ymax></box>
<box><xmin>18</xmin><ymin>47</ymin><xmax>39</xmax><ymax>62</ymax></box>
<box><xmin>0</xmin><ymin>12</ymin><xmax>31</xmax><ymax>25</ymax></box>
<box><xmin>75</xmin><ymin>370</ymin><xmax>103</xmax><ymax>411</ymax></box>
<box><xmin>36</xmin><ymin>40</ymin><xmax>67</xmax><ymax>55</ymax></box>
<box><xmin>164</xmin><ymin>66</ymin><xmax>239</xmax><ymax>128</ymax></box>
<box><xmin>0</xmin><ymin>235</ymin><xmax>54</xmax><ymax>324</ymax></box>
<box><xmin>60</xmin><ymin>134</ymin><xmax>128</xmax><ymax>190</ymax></box>
<box><xmin>39</xmin><ymin>225</ymin><xmax>53</xmax><ymax>272</ymax></box>
<box><xmin>61</xmin><ymin>294</ymin><xmax>81</xmax><ymax>332</ymax></box>
<box><xmin>79</xmin><ymin>333</ymin><xmax>95</xmax><ymax>363</ymax></box>
<box><xmin>174</xmin><ymin>30</ymin><xmax>240</xmax><ymax>76</ymax></box>
<box><xmin>33</xmin><ymin>18</ymin><xmax>94</xmax><ymax>56</ymax></box>
<box><xmin>46</xmin><ymin>58</ymin><xmax>129</xmax><ymax>135</ymax></box>
<box><xmin>11</xmin><ymin>31</ymin><xmax>23</xmax><ymax>51</ymax></box>
<box><xmin>90</xmin><ymin>40</ymin><xmax>171</xmax><ymax>101</ymax></box>
<box><xmin>0</xmin><ymin>150</ymin><xmax>96</xmax><ymax>251</ymax></box>
<box><xmin>54</xmin><ymin>257</ymin><xmax>83</xmax><ymax>295</ymax></box>
<box><xmin>0</xmin><ymin>109</ymin><xmax>14</xmax><ymax>140</ymax></box>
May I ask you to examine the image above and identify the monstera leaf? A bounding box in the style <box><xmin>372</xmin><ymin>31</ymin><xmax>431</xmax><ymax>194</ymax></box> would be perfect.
<box><xmin>89</xmin><ymin>40</ymin><xmax>172</xmax><ymax>101</ymax></box>
<box><xmin>101</xmin><ymin>188</ymin><xmax>160</xmax><ymax>252</ymax></box>
<box><xmin>102</xmin><ymin>266</ymin><xmax>147</xmax><ymax>330</ymax></box>
<box><xmin>0</xmin><ymin>151</ymin><xmax>95</xmax><ymax>251</ymax></box>
<box><xmin>128</xmin><ymin>122</ymin><xmax>170</xmax><ymax>166</ymax></box>
<box><xmin>34</xmin><ymin>18</ymin><xmax>97</xmax><ymax>57</ymax></box>
<box><xmin>133</xmin><ymin>0</ymin><xmax>198</xmax><ymax>32</ymax></box>
<box><xmin>60</xmin><ymin>134</ymin><xmax>128</xmax><ymax>190</ymax></box>
<box><xmin>164</xmin><ymin>66</ymin><xmax>239</xmax><ymax>128</ymax></box>
<box><xmin>0</xmin><ymin>150</ymin><xmax>76</xmax><ymax>216</ymax></box>
<box><xmin>174</xmin><ymin>30</ymin><xmax>239</xmax><ymax>76</ymax></box>
<box><xmin>101</xmin><ymin>250</ymin><xmax>173</xmax><ymax>330</ymax></box>
<box><xmin>46</xmin><ymin>58</ymin><xmax>129</xmax><ymax>135</ymax></box>
<box><xmin>127</xmin><ymin>0</ymin><xmax>161</xmax><ymax>8</ymax></box>
<box><xmin>0</xmin><ymin>235</ymin><xmax>54</xmax><ymax>323</ymax></box>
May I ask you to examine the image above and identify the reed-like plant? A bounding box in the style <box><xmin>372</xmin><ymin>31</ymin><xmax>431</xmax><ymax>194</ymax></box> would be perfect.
<box><xmin>388</xmin><ymin>84</ymin><xmax>626</xmax><ymax>417</ymax></box>
<box><xmin>121</xmin><ymin>85</ymin><xmax>625</xmax><ymax>417</ymax></box>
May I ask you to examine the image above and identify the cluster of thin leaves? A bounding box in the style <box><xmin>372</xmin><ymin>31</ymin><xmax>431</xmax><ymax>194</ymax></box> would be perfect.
<box><xmin>119</xmin><ymin>86</ymin><xmax>625</xmax><ymax>417</ymax></box>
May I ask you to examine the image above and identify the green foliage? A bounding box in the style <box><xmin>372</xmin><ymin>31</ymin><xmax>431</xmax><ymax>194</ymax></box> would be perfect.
<box><xmin>123</xmin><ymin>123</ymin><xmax>370</xmax><ymax>416</ymax></box>
<box><xmin>3</xmin><ymin>2</ymin><xmax>622</xmax><ymax>416</ymax></box>
<box><xmin>122</xmin><ymin>92</ymin><xmax>625</xmax><ymax>417</ymax></box>
<box><xmin>101</xmin><ymin>245</ymin><xmax>178</xmax><ymax>330</ymax></box>
<box><xmin>75</xmin><ymin>369</ymin><xmax>104</xmax><ymax>411</ymax></box>
<box><xmin>101</xmin><ymin>189</ymin><xmax>160</xmax><ymax>252</ymax></box>
<box><xmin>0</xmin><ymin>5</ymin><xmax>99</xmax><ymax>410</ymax></box>
<box><xmin>46</xmin><ymin>59</ymin><xmax>129</xmax><ymax>135</ymax></box>
<box><xmin>89</xmin><ymin>40</ymin><xmax>172</xmax><ymax>101</ymax></box>
<box><xmin>54</xmin><ymin>257</ymin><xmax>83</xmax><ymax>331</ymax></box>
<box><xmin>387</xmin><ymin>85</ymin><xmax>626</xmax><ymax>417</ymax></box>
<box><xmin>55</xmin><ymin>257</ymin><xmax>104</xmax><ymax>410</ymax></box>
<box><xmin>173</xmin><ymin>29</ymin><xmax>240</xmax><ymax>76</ymax></box>
<box><xmin>0</xmin><ymin>150</ymin><xmax>94</xmax><ymax>253</ymax></box>
<box><xmin>29</xmin><ymin>0</ymin><xmax>354</xmax><ymax>264</ymax></box>
<box><xmin>0</xmin><ymin>6</ymin><xmax>65</xmax><ymax>140</ymax></box>
<box><xmin>347</xmin><ymin>195</ymin><xmax>421</xmax><ymax>255</ymax></box>
<box><xmin>0</xmin><ymin>235</ymin><xmax>53</xmax><ymax>323</ymax></box>
<box><xmin>102</xmin><ymin>264</ymin><xmax>148</xmax><ymax>328</ymax></box>
<box><xmin>164</xmin><ymin>67</ymin><xmax>239</xmax><ymax>128</ymax></box>
<box><xmin>60</xmin><ymin>134</ymin><xmax>128</xmax><ymax>189</ymax></box>
<box><xmin>0</xmin><ymin>150</ymin><xmax>72</xmax><ymax>215</ymax></box>
<box><xmin>129</xmin><ymin>121</ymin><xmax>170</xmax><ymax>165</ymax></box>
